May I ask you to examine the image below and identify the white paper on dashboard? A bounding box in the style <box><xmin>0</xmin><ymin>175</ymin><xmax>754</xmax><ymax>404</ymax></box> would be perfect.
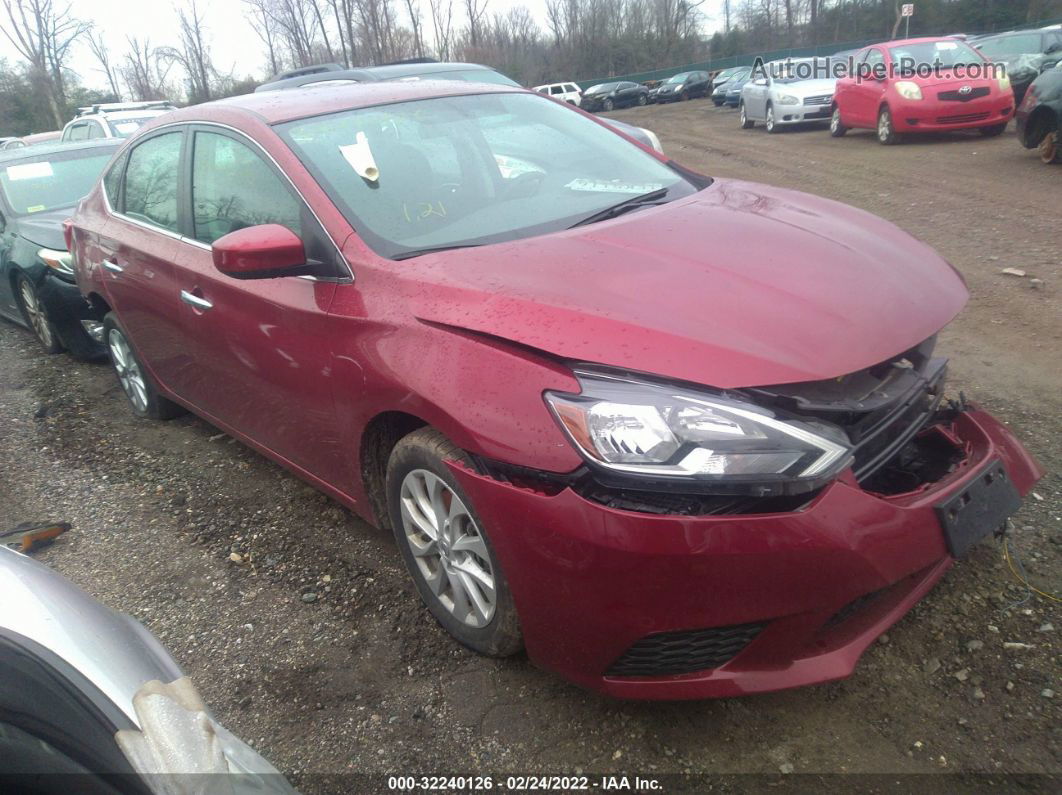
<box><xmin>339</xmin><ymin>132</ymin><xmax>379</xmax><ymax>182</ymax></box>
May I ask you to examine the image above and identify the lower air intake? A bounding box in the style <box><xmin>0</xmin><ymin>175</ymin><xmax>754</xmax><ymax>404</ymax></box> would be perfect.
<box><xmin>606</xmin><ymin>622</ymin><xmax>766</xmax><ymax>677</ymax></box>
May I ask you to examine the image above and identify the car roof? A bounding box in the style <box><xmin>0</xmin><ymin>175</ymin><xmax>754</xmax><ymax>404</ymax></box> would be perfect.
<box><xmin>0</xmin><ymin>138</ymin><xmax>120</xmax><ymax>163</ymax></box>
<box><xmin>158</xmin><ymin>79</ymin><xmax>524</xmax><ymax>127</ymax></box>
<box><xmin>876</xmin><ymin>36</ymin><xmax>977</xmax><ymax>48</ymax></box>
<box><xmin>976</xmin><ymin>29</ymin><xmax>1046</xmax><ymax>40</ymax></box>
<box><xmin>256</xmin><ymin>61</ymin><xmax>514</xmax><ymax>92</ymax></box>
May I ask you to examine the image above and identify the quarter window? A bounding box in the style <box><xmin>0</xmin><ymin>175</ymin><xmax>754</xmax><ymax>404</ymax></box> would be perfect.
<box><xmin>123</xmin><ymin>132</ymin><xmax>182</xmax><ymax>233</ymax></box>
<box><xmin>103</xmin><ymin>150</ymin><xmax>128</xmax><ymax>207</ymax></box>
<box><xmin>191</xmin><ymin>131</ymin><xmax>301</xmax><ymax>244</ymax></box>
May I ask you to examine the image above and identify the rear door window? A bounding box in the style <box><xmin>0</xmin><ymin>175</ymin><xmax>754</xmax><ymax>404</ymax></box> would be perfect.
<box><xmin>122</xmin><ymin>131</ymin><xmax>183</xmax><ymax>232</ymax></box>
<box><xmin>190</xmin><ymin>130</ymin><xmax>302</xmax><ymax>244</ymax></box>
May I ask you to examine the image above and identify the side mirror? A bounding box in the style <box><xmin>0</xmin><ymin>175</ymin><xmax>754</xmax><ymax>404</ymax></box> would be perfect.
<box><xmin>212</xmin><ymin>224</ymin><xmax>309</xmax><ymax>280</ymax></box>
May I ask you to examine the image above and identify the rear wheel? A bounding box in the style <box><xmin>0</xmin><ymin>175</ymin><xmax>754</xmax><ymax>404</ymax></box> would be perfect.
<box><xmin>103</xmin><ymin>312</ymin><xmax>185</xmax><ymax>420</ymax></box>
<box><xmin>637</xmin><ymin>93</ymin><xmax>647</xmax><ymax>106</ymax></box>
<box><xmin>17</xmin><ymin>275</ymin><xmax>62</xmax><ymax>354</ymax></box>
<box><xmin>979</xmin><ymin>123</ymin><xmax>1007</xmax><ymax>137</ymax></box>
<box><xmin>386</xmin><ymin>427</ymin><xmax>522</xmax><ymax>657</ymax></box>
<box><xmin>829</xmin><ymin>107</ymin><xmax>848</xmax><ymax>137</ymax></box>
<box><xmin>1040</xmin><ymin>130</ymin><xmax>1061</xmax><ymax>164</ymax></box>
<box><xmin>739</xmin><ymin>102</ymin><xmax>755</xmax><ymax>129</ymax></box>
<box><xmin>765</xmin><ymin>103</ymin><xmax>778</xmax><ymax>133</ymax></box>
<box><xmin>877</xmin><ymin>106</ymin><xmax>900</xmax><ymax>145</ymax></box>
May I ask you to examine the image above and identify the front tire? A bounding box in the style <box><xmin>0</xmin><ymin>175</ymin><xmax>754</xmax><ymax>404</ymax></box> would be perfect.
<box><xmin>765</xmin><ymin>103</ymin><xmax>778</xmax><ymax>133</ymax></box>
<box><xmin>603</xmin><ymin>98</ymin><xmax>614</xmax><ymax>112</ymax></box>
<box><xmin>386</xmin><ymin>427</ymin><xmax>522</xmax><ymax>657</ymax></box>
<box><xmin>17</xmin><ymin>275</ymin><xmax>62</xmax><ymax>354</ymax></box>
<box><xmin>877</xmin><ymin>106</ymin><xmax>900</xmax><ymax>145</ymax></box>
<box><xmin>978</xmin><ymin>123</ymin><xmax>1007</xmax><ymax>137</ymax></box>
<box><xmin>829</xmin><ymin>107</ymin><xmax>848</xmax><ymax>137</ymax></box>
<box><xmin>740</xmin><ymin>102</ymin><xmax>755</xmax><ymax>129</ymax></box>
<box><xmin>103</xmin><ymin>312</ymin><xmax>185</xmax><ymax>420</ymax></box>
<box><xmin>637</xmin><ymin>93</ymin><xmax>647</xmax><ymax>106</ymax></box>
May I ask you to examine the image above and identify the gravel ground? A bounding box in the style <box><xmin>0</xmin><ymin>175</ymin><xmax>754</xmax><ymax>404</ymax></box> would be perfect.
<box><xmin>0</xmin><ymin>101</ymin><xmax>1058</xmax><ymax>791</ymax></box>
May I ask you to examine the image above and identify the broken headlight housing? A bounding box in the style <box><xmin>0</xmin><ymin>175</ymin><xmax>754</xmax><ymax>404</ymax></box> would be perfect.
<box><xmin>545</xmin><ymin>368</ymin><xmax>852</xmax><ymax>496</ymax></box>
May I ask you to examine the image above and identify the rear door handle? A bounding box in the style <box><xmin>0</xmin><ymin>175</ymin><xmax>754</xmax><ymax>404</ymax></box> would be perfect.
<box><xmin>180</xmin><ymin>290</ymin><xmax>213</xmax><ymax>311</ymax></box>
<box><xmin>102</xmin><ymin>258</ymin><xmax>123</xmax><ymax>274</ymax></box>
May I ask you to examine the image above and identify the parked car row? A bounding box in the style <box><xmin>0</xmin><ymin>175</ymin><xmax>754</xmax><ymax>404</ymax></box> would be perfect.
<box><xmin>0</xmin><ymin>67</ymin><xmax>1042</xmax><ymax>705</ymax></box>
<box><xmin>692</xmin><ymin>33</ymin><xmax>1062</xmax><ymax>165</ymax></box>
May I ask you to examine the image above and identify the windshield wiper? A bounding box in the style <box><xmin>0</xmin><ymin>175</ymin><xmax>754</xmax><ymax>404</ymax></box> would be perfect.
<box><xmin>568</xmin><ymin>188</ymin><xmax>670</xmax><ymax>229</ymax></box>
<box><xmin>392</xmin><ymin>243</ymin><xmax>482</xmax><ymax>260</ymax></box>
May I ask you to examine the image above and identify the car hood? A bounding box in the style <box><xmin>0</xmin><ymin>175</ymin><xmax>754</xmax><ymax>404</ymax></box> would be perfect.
<box><xmin>400</xmin><ymin>179</ymin><xmax>968</xmax><ymax>389</ymax></box>
<box><xmin>15</xmin><ymin>207</ymin><xmax>71</xmax><ymax>250</ymax></box>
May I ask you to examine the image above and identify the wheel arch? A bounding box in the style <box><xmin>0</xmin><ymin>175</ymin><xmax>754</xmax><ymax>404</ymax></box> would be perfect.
<box><xmin>359</xmin><ymin>410</ymin><xmax>430</xmax><ymax>530</ymax></box>
<box><xmin>1023</xmin><ymin>105</ymin><xmax>1059</xmax><ymax>148</ymax></box>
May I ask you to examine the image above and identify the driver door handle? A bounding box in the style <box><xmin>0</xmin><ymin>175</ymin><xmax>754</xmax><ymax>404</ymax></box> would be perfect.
<box><xmin>180</xmin><ymin>290</ymin><xmax>213</xmax><ymax>311</ymax></box>
<box><xmin>102</xmin><ymin>258</ymin><xmax>123</xmax><ymax>274</ymax></box>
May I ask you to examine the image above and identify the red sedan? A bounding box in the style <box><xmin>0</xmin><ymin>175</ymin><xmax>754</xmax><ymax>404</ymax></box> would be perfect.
<box><xmin>831</xmin><ymin>37</ymin><xmax>1015</xmax><ymax>143</ymax></box>
<box><xmin>67</xmin><ymin>80</ymin><xmax>1041</xmax><ymax>699</ymax></box>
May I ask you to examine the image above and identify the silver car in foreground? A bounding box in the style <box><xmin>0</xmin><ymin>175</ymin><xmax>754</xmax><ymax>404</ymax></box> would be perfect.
<box><xmin>739</xmin><ymin>58</ymin><xmax>839</xmax><ymax>133</ymax></box>
<box><xmin>0</xmin><ymin>543</ymin><xmax>293</xmax><ymax>791</ymax></box>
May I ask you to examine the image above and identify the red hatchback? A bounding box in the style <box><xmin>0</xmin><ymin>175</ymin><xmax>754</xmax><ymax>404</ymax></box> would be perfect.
<box><xmin>68</xmin><ymin>81</ymin><xmax>1041</xmax><ymax>699</ymax></box>
<box><xmin>831</xmin><ymin>37</ymin><xmax>1015</xmax><ymax>143</ymax></box>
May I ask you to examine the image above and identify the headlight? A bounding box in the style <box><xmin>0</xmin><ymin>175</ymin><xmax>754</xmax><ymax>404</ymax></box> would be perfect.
<box><xmin>545</xmin><ymin>369</ymin><xmax>852</xmax><ymax>494</ymax></box>
<box><xmin>895</xmin><ymin>81</ymin><xmax>923</xmax><ymax>100</ymax></box>
<box><xmin>38</xmin><ymin>248</ymin><xmax>74</xmax><ymax>276</ymax></box>
<box><xmin>777</xmin><ymin>93</ymin><xmax>800</xmax><ymax>105</ymax></box>
<box><xmin>998</xmin><ymin>74</ymin><xmax>1011</xmax><ymax>92</ymax></box>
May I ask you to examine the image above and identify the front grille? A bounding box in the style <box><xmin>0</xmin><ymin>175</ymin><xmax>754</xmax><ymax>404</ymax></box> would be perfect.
<box><xmin>606</xmin><ymin>622</ymin><xmax>765</xmax><ymax>677</ymax></box>
<box><xmin>804</xmin><ymin>94</ymin><xmax>832</xmax><ymax>106</ymax></box>
<box><xmin>938</xmin><ymin>87</ymin><xmax>990</xmax><ymax>102</ymax></box>
<box><xmin>937</xmin><ymin>111</ymin><xmax>991</xmax><ymax>124</ymax></box>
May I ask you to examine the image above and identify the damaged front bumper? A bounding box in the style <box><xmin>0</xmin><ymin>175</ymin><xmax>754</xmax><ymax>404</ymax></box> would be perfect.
<box><xmin>449</xmin><ymin>407</ymin><xmax>1042</xmax><ymax>699</ymax></box>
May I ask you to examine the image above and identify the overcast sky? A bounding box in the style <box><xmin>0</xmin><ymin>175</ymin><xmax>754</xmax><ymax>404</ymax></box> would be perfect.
<box><xmin>0</xmin><ymin>0</ymin><xmax>726</xmax><ymax>92</ymax></box>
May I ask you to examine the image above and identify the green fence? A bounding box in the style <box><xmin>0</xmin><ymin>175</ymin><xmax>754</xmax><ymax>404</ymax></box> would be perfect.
<box><xmin>576</xmin><ymin>15</ymin><xmax>1062</xmax><ymax>89</ymax></box>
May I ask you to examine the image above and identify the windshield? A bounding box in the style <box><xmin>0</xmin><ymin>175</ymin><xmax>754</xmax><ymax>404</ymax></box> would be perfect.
<box><xmin>888</xmin><ymin>40</ymin><xmax>985</xmax><ymax>68</ymax></box>
<box><xmin>0</xmin><ymin>151</ymin><xmax>113</xmax><ymax>215</ymax></box>
<box><xmin>586</xmin><ymin>83</ymin><xmax>617</xmax><ymax>94</ymax></box>
<box><xmin>278</xmin><ymin>92</ymin><xmax>695</xmax><ymax>259</ymax></box>
<box><xmin>666</xmin><ymin>73</ymin><xmax>691</xmax><ymax>84</ymax></box>
<box><xmin>976</xmin><ymin>34</ymin><xmax>1044</xmax><ymax>58</ymax></box>
<box><xmin>108</xmin><ymin>116</ymin><xmax>157</xmax><ymax>137</ymax></box>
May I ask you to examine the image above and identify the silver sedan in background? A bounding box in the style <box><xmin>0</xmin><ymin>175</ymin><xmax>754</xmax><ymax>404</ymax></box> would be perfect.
<box><xmin>740</xmin><ymin>58</ymin><xmax>840</xmax><ymax>133</ymax></box>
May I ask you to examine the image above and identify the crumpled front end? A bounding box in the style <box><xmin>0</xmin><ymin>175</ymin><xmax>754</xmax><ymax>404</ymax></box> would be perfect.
<box><xmin>449</xmin><ymin>345</ymin><xmax>1042</xmax><ymax>699</ymax></box>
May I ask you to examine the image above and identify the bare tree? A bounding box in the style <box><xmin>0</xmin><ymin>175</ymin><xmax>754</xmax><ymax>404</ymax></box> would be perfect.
<box><xmin>244</xmin><ymin>0</ymin><xmax>281</xmax><ymax>75</ymax></box>
<box><xmin>120</xmin><ymin>37</ymin><xmax>174</xmax><ymax>100</ymax></box>
<box><xmin>164</xmin><ymin>0</ymin><xmax>214</xmax><ymax>103</ymax></box>
<box><xmin>463</xmin><ymin>0</ymin><xmax>487</xmax><ymax>48</ymax></box>
<box><xmin>87</xmin><ymin>29</ymin><xmax>122</xmax><ymax>100</ymax></box>
<box><xmin>428</xmin><ymin>0</ymin><xmax>454</xmax><ymax>60</ymax></box>
<box><xmin>0</xmin><ymin>0</ymin><xmax>89</xmax><ymax>126</ymax></box>
<box><xmin>403</xmin><ymin>0</ymin><xmax>424</xmax><ymax>57</ymax></box>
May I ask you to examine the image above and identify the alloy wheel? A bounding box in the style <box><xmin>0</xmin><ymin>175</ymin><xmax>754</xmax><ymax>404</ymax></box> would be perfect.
<box><xmin>19</xmin><ymin>279</ymin><xmax>54</xmax><ymax>349</ymax></box>
<box><xmin>399</xmin><ymin>469</ymin><xmax>496</xmax><ymax>628</ymax></box>
<box><xmin>830</xmin><ymin>109</ymin><xmax>842</xmax><ymax>135</ymax></box>
<box><xmin>878</xmin><ymin>109</ymin><xmax>894</xmax><ymax>144</ymax></box>
<box><xmin>1040</xmin><ymin>130</ymin><xmax>1059</xmax><ymax>164</ymax></box>
<box><xmin>766</xmin><ymin>106</ymin><xmax>775</xmax><ymax>132</ymax></box>
<box><xmin>108</xmin><ymin>328</ymin><xmax>149</xmax><ymax>413</ymax></box>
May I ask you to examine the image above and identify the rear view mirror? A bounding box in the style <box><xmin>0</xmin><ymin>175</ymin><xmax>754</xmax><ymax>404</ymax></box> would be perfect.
<box><xmin>212</xmin><ymin>224</ymin><xmax>309</xmax><ymax>280</ymax></box>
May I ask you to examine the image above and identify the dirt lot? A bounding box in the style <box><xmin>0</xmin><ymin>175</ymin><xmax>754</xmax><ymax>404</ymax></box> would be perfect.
<box><xmin>0</xmin><ymin>101</ymin><xmax>1058</xmax><ymax>790</ymax></box>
